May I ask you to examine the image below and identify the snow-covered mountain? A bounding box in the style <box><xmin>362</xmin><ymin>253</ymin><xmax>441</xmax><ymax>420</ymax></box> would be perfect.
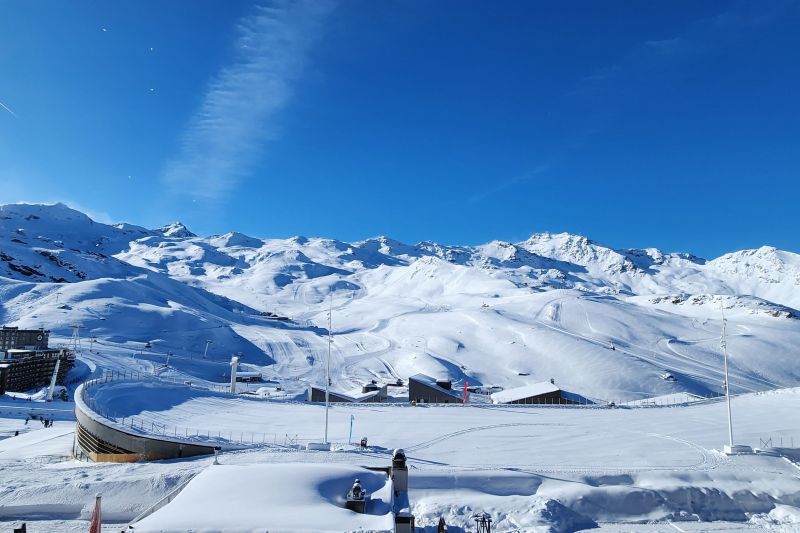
<box><xmin>1</xmin><ymin>202</ymin><xmax>799</xmax><ymax>401</ymax></box>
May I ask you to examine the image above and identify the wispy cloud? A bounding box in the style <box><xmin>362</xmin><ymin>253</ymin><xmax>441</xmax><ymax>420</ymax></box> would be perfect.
<box><xmin>162</xmin><ymin>0</ymin><xmax>334</xmax><ymax>200</ymax></box>
<box><xmin>465</xmin><ymin>164</ymin><xmax>551</xmax><ymax>206</ymax></box>
<box><xmin>0</xmin><ymin>99</ymin><xmax>17</xmax><ymax>118</ymax></box>
<box><xmin>571</xmin><ymin>3</ymin><xmax>792</xmax><ymax>97</ymax></box>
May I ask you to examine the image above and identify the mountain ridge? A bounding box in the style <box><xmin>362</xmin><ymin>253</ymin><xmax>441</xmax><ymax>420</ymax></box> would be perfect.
<box><xmin>1</xmin><ymin>202</ymin><xmax>798</xmax><ymax>401</ymax></box>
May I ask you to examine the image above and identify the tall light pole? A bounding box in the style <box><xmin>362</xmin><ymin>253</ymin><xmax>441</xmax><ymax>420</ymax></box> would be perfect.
<box><xmin>720</xmin><ymin>302</ymin><xmax>752</xmax><ymax>455</ymax></box>
<box><xmin>307</xmin><ymin>291</ymin><xmax>334</xmax><ymax>452</ymax></box>
<box><xmin>721</xmin><ymin>304</ymin><xmax>734</xmax><ymax>448</ymax></box>
<box><xmin>324</xmin><ymin>292</ymin><xmax>333</xmax><ymax>444</ymax></box>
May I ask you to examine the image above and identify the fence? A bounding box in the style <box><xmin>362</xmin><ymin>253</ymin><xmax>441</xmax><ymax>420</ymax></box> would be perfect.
<box><xmin>757</xmin><ymin>436</ymin><xmax>798</xmax><ymax>450</ymax></box>
<box><xmin>80</xmin><ymin>372</ymin><xmax>312</xmax><ymax>448</ymax></box>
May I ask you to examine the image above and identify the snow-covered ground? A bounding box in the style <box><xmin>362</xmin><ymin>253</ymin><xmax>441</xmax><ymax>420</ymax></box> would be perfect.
<box><xmin>2</xmin><ymin>378</ymin><xmax>800</xmax><ymax>532</ymax></box>
<box><xmin>1</xmin><ymin>203</ymin><xmax>800</xmax><ymax>531</ymax></box>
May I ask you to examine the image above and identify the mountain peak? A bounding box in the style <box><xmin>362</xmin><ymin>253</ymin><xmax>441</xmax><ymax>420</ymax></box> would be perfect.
<box><xmin>0</xmin><ymin>202</ymin><xmax>95</xmax><ymax>224</ymax></box>
<box><xmin>159</xmin><ymin>222</ymin><xmax>196</xmax><ymax>238</ymax></box>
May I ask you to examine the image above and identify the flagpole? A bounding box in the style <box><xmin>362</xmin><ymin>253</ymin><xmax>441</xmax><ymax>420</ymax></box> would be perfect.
<box><xmin>349</xmin><ymin>414</ymin><xmax>354</xmax><ymax>445</ymax></box>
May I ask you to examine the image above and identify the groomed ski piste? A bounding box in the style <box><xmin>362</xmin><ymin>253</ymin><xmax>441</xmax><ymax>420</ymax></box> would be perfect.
<box><xmin>1</xmin><ymin>204</ymin><xmax>800</xmax><ymax>531</ymax></box>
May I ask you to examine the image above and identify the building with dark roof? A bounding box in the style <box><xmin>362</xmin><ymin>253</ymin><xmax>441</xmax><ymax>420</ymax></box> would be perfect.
<box><xmin>0</xmin><ymin>326</ymin><xmax>49</xmax><ymax>350</ymax></box>
<box><xmin>407</xmin><ymin>374</ymin><xmax>463</xmax><ymax>404</ymax></box>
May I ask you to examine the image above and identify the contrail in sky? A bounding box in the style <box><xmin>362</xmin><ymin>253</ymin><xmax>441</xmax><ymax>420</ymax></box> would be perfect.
<box><xmin>0</xmin><ymin>100</ymin><xmax>17</xmax><ymax>118</ymax></box>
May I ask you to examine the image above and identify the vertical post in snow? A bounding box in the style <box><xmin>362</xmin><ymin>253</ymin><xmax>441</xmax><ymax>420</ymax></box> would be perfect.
<box><xmin>721</xmin><ymin>304</ymin><xmax>734</xmax><ymax>448</ymax></box>
<box><xmin>349</xmin><ymin>414</ymin><xmax>354</xmax><ymax>445</ymax></box>
<box><xmin>230</xmin><ymin>355</ymin><xmax>240</xmax><ymax>395</ymax></box>
<box><xmin>203</xmin><ymin>340</ymin><xmax>212</xmax><ymax>359</ymax></box>
<box><xmin>324</xmin><ymin>291</ymin><xmax>332</xmax><ymax>445</ymax></box>
<box><xmin>46</xmin><ymin>358</ymin><xmax>61</xmax><ymax>401</ymax></box>
<box><xmin>463</xmin><ymin>381</ymin><xmax>469</xmax><ymax>405</ymax></box>
<box><xmin>89</xmin><ymin>493</ymin><xmax>102</xmax><ymax>533</ymax></box>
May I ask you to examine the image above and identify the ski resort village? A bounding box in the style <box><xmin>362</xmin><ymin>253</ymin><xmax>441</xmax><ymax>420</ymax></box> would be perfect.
<box><xmin>0</xmin><ymin>202</ymin><xmax>798</xmax><ymax>532</ymax></box>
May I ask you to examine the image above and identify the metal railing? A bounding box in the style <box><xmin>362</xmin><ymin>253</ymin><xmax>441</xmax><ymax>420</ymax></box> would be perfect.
<box><xmin>79</xmin><ymin>372</ymin><xmax>298</xmax><ymax>447</ymax></box>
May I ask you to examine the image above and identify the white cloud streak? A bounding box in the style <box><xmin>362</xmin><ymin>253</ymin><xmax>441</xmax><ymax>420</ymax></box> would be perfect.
<box><xmin>162</xmin><ymin>0</ymin><xmax>334</xmax><ymax>200</ymax></box>
<box><xmin>571</xmin><ymin>4</ymin><xmax>791</xmax><ymax>97</ymax></box>
<box><xmin>0</xmin><ymin>99</ymin><xmax>17</xmax><ymax>118</ymax></box>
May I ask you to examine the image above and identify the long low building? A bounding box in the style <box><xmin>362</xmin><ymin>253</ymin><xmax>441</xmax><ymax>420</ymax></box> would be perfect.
<box><xmin>307</xmin><ymin>383</ymin><xmax>388</xmax><ymax>403</ymax></box>
<box><xmin>490</xmin><ymin>382</ymin><xmax>583</xmax><ymax>405</ymax></box>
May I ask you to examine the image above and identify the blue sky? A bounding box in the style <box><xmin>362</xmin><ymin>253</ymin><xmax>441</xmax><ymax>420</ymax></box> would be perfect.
<box><xmin>1</xmin><ymin>1</ymin><xmax>798</xmax><ymax>257</ymax></box>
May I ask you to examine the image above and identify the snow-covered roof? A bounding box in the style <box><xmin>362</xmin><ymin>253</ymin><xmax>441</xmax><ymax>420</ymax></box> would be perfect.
<box><xmin>491</xmin><ymin>382</ymin><xmax>560</xmax><ymax>404</ymax></box>
<box><xmin>625</xmin><ymin>393</ymin><xmax>704</xmax><ymax>407</ymax></box>
<box><xmin>133</xmin><ymin>463</ymin><xmax>394</xmax><ymax>533</ymax></box>
<box><xmin>236</xmin><ymin>371</ymin><xmax>262</xmax><ymax>378</ymax></box>
<box><xmin>309</xmin><ymin>385</ymin><xmax>384</xmax><ymax>403</ymax></box>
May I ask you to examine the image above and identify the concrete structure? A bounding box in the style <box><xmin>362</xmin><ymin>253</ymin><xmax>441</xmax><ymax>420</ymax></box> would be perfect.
<box><xmin>307</xmin><ymin>384</ymin><xmax>387</xmax><ymax>403</ymax></box>
<box><xmin>73</xmin><ymin>381</ymin><xmax>216</xmax><ymax>462</ymax></box>
<box><xmin>391</xmin><ymin>449</ymin><xmax>414</xmax><ymax>533</ymax></box>
<box><xmin>345</xmin><ymin>478</ymin><xmax>367</xmax><ymax>513</ymax></box>
<box><xmin>229</xmin><ymin>355</ymin><xmax>239</xmax><ymax>394</ymax></box>
<box><xmin>408</xmin><ymin>374</ymin><xmax>463</xmax><ymax>404</ymax></box>
<box><xmin>490</xmin><ymin>381</ymin><xmax>580</xmax><ymax>405</ymax></box>
<box><xmin>391</xmin><ymin>448</ymin><xmax>408</xmax><ymax>494</ymax></box>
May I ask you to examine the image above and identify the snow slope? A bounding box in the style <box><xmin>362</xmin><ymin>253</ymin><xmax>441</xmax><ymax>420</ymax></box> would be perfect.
<box><xmin>1</xmin><ymin>203</ymin><xmax>799</xmax><ymax>401</ymax></box>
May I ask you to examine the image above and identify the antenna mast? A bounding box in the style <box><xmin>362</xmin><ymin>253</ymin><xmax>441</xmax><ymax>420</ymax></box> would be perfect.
<box><xmin>721</xmin><ymin>303</ymin><xmax>734</xmax><ymax>448</ymax></box>
<box><xmin>324</xmin><ymin>290</ymin><xmax>332</xmax><ymax>444</ymax></box>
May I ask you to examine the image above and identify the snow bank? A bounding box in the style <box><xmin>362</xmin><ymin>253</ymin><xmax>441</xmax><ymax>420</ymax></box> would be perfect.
<box><xmin>133</xmin><ymin>463</ymin><xmax>394</xmax><ymax>533</ymax></box>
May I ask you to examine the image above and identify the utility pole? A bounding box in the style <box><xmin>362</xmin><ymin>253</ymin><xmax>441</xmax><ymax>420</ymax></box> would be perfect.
<box><xmin>89</xmin><ymin>336</ymin><xmax>96</xmax><ymax>354</ymax></box>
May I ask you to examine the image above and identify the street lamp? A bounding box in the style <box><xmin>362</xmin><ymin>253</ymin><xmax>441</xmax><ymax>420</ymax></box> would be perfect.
<box><xmin>720</xmin><ymin>303</ymin><xmax>752</xmax><ymax>455</ymax></box>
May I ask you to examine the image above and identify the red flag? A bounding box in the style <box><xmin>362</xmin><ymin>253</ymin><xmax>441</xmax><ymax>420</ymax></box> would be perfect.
<box><xmin>89</xmin><ymin>494</ymin><xmax>101</xmax><ymax>533</ymax></box>
<box><xmin>463</xmin><ymin>381</ymin><xmax>469</xmax><ymax>405</ymax></box>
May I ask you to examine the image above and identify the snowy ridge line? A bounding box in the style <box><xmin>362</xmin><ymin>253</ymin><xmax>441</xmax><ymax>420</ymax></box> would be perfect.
<box><xmin>4</xmin><ymin>202</ymin><xmax>800</xmax><ymax>401</ymax></box>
